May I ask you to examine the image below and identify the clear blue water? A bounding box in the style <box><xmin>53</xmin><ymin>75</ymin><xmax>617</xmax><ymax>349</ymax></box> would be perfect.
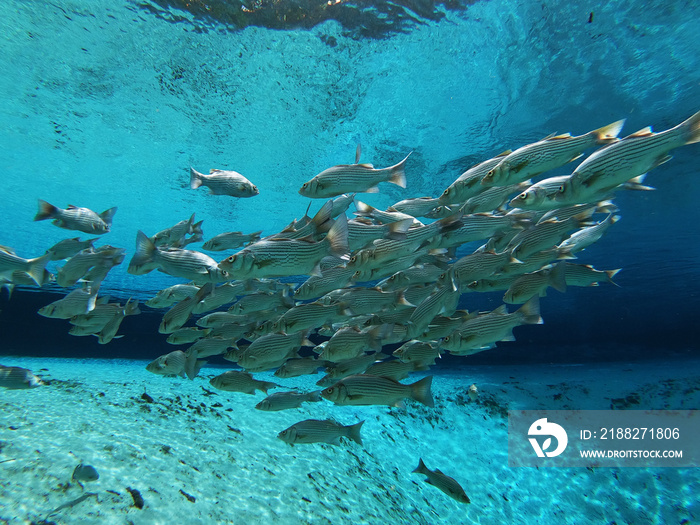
<box><xmin>1</xmin><ymin>0</ymin><xmax>700</xmax><ymax>522</ymax></box>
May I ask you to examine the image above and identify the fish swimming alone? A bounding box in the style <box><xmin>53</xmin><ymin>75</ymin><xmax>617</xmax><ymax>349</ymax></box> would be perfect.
<box><xmin>0</xmin><ymin>365</ymin><xmax>43</xmax><ymax>389</ymax></box>
<box><xmin>412</xmin><ymin>458</ymin><xmax>470</xmax><ymax>504</ymax></box>
<box><xmin>190</xmin><ymin>167</ymin><xmax>259</xmax><ymax>197</ymax></box>
<box><xmin>34</xmin><ymin>200</ymin><xmax>117</xmax><ymax>234</ymax></box>
<box><xmin>320</xmin><ymin>374</ymin><xmax>434</xmax><ymax>407</ymax></box>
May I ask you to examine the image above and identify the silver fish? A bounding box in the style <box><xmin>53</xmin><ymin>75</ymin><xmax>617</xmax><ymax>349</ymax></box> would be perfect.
<box><xmin>560</xmin><ymin>110</ymin><xmax>700</xmax><ymax>202</ymax></box>
<box><xmin>218</xmin><ymin>215</ymin><xmax>349</xmax><ymax>279</ymax></box>
<box><xmin>364</xmin><ymin>360</ymin><xmax>418</xmax><ymax>381</ymax></box>
<box><xmin>440</xmin><ymin>297</ymin><xmax>542</xmax><ymax>355</ymax></box>
<box><xmin>190</xmin><ymin>167</ymin><xmax>259</xmax><ymax>197</ymax></box>
<box><xmin>208</xmin><ymin>370</ymin><xmax>278</xmax><ymax>394</ymax></box>
<box><xmin>46</xmin><ymin>237</ymin><xmax>100</xmax><ymax>261</ymax></box>
<box><xmin>128</xmin><ymin>231</ymin><xmax>229</xmax><ymax>283</ymax></box>
<box><xmin>34</xmin><ymin>200</ymin><xmax>117</xmax><ymax>234</ymax></box>
<box><xmin>503</xmin><ymin>263</ymin><xmax>567</xmax><ymax>304</ymax></box>
<box><xmin>0</xmin><ymin>365</ymin><xmax>42</xmax><ymax>389</ymax></box>
<box><xmin>202</xmin><ymin>231</ymin><xmax>263</xmax><ymax>251</ymax></box>
<box><xmin>0</xmin><ymin>248</ymin><xmax>51</xmax><ymax>286</ymax></box>
<box><xmin>413</xmin><ymin>458</ymin><xmax>470</xmax><ymax>504</ymax></box>
<box><xmin>146</xmin><ymin>350</ymin><xmax>198</xmax><ymax>378</ymax></box>
<box><xmin>481</xmin><ymin>120</ymin><xmax>624</xmax><ymax>187</ymax></box>
<box><xmin>557</xmin><ymin>214</ymin><xmax>620</xmax><ymax>254</ymax></box>
<box><xmin>277</xmin><ymin>419</ymin><xmax>364</xmax><ymax>446</ymax></box>
<box><xmin>236</xmin><ymin>331</ymin><xmax>313</xmax><ymax>370</ymax></box>
<box><xmin>255</xmin><ymin>390</ymin><xmax>322</xmax><ymax>411</ymax></box>
<box><xmin>145</xmin><ymin>284</ymin><xmax>200</xmax><ymax>308</ymax></box>
<box><xmin>151</xmin><ymin>213</ymin><xmax>204</xmax><ymax>247</ymax></box>
<box><xmin>38</xmin><ymin>288</ymin><xmax>98</xmax><ymax>319</ymax></box>
<box><xmin>72</xmin><ymin>464</ymin><xmax>99</xmax><ymax>483</ymax></box>
<box><xmin>320</xmin><ymin>374</ymin><xmax>434</xmax><ymax>407</ymax></box>
<box><xmin>389</xmin><ymin>197</ymin><xmax>442</xmax><ymax>218</ymax></box>
<box><xmin>299</xmin><ymin>150</ymin><xmax>410</xmax><ymax>198</ymax></box>
<box><xmin>274</xmin><ymin>357</ymin><xmax>329</xmax><ymax>378</ymax></box>
<box><xmin>438</xmin><ymin>151</ymin><xmax>511</xmax><ymax>205</ymax></box>
<box><xmin>166</xmin><ymin>327</ymin><xmax>211</xmax><ymax>345</ymax></box>
<box><xmin>56</xmin><ymin>246</ymin><xmax>125</xmax><ymax>288</ymax></box>
<box><xmin>564</xmin><ymin>263</ymin><xmax>621</xmax><ymax>287</ymax></box>
<box><xmin>294</xmin><ymin>265</ymin><xmax>355</xmax><ymax>301</ymax></box>
<box><xmin>159</xmin><ymin>283</ymin><xmax>213</xmax><ymax>334</ymax></box>
<box><xmin>392</xmin><ymin>340</ymin><xmax>441</xmax><ymax>367</ymax></box>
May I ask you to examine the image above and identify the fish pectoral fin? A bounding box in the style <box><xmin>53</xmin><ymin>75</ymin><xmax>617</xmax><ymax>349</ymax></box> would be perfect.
<box><xmin>568</xmin><ymin>153</ymin><xmax>583</xmax><ymax>162</ymax></box>
<box><xmin>651</xmin><ymin>155</ymin><xmax>672</xmax><ymax>169</ymax></box>
<box><xmin>548</xmin><ymin>133</ymin><xmax>572</xmax><ymax>140</ymax></box>
<box><xmin>357</xmin><ymin>163</ymin><xmax>374</xmax><ymax>168</ymax></box>
<box><xmin>510</xmin><ymin>160</ymin><xmax>529</xmax><ymax>173</ymax></box>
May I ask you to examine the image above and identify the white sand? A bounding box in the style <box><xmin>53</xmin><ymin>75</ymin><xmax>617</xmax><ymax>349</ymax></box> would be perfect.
<box><xmin>0</xmin><ymin>357</ymin><xmax>698</xmax><ymax>524</ymax></box>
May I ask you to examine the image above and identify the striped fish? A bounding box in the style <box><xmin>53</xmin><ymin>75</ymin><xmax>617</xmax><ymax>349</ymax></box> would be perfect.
<box><xmin>507</xmin><ymin>210</ymin><xmax>593</xmax><ymax>262</ymax></box>
<box><xmin>353</xmin><ymin>200</ymin><xmax>419</xmax><ymax>225</ymax></box>
<box><xmin>202</xmin><ymin>230</ymin><xmax>262</xmax><ymax>251</ymax></box>
<box><xmin>503</xmin><ymin>263</ymin><xmax>567</xmax><ymax>304</ymax></box>
<box><xmin>219</xmin><ymin>215</ymin><xmax>348</xmax><ymax>279</ymax></box>
<box><xmin>318</xmin><ymin>353</ymin><xmax>385</xmax><ymax>385</ymax></box>
<box><xmin>412</xmin><ymin>458</ymin><xmax>470</xmax><ymax>504</ymax></box>
<box><xmin>481</xmin><ymin>120</ymin><xmax>624</xmax><ymax>187</ymax></box>
<box><xmin>316</xmin><ymin>326</ymin><xmax>383</xmax><ymax>362</ymax></box>
<box><xmin>166</xmin><ymin>327</ymin><xmax>211</xmax><ymax>345</ymax></box>
<box><xmin>460</xmin><ymin>181</ymin><xmax>531</xmax><ymax>214</ymax></box>
<box><xmin>159</xmin><ymin>284</ymin><xmax>213</xmax><ymax>334</ymax></box>
<box><xmin>274</xmin><ymin>357</ymin><xmax>329</xmax><ymax>378</ymax></box>
<box><xmin>272</xmin><ymin>300</ymin><xmax>346</xmax><ymax>334</ymax></box>
<box><xmin>557</xmin><ymin>214</ymin><xmax>620</xmax><ymax>254</ymax></box>
<box><xmin>128</xmin><ymin>231</ymin><xmax>228</xmax><ymax>283</ymax></box>
<box><xmin>151</xmin><ymin>213</ymin><xmax>202</xmax><ymax>247</ymax></box>
<box><xmin>564</xmin><ymin>263</ymin><xmax>621</xmax><ymax>287</ymax></box>
<box><xmin>497</xmin><ymin>248</ymin><xmax>573</xmax><ymax>278</ymax></box>
<box><xmin>320</xmin><ymin>374</ymin><xmax>434</xmax><ymax>407</ymax></box>
<box><xmin>190</xmin><ymin>167</ymin><xmax>259</xmax><ymax>197</ymax></box>
<box><xmin>408</xmin><ymin>271</ymin><xmax>460</xmax><ymax>335</ymax></box>
<box><xmin>145</xmin><ymin>284</ymin><xmax>200</xmax><ymax>308</ymax></box>
<box><xmin>560</xmin><ymin>110</ymin><xmax>700</xmax><ymax>202</ymax></box>
<box><xmin>56</xmin><ymin>246</ymin><xmax>125</xmax><ymax>288</ymax></box>
<box><xmin>436</xmin><ymin>213</ymin><xmax>529</xmax><ymax>249</ymax></box>
<box><xmin>452</xmin><ymin>249</ymin><xmax>512</xmax><ymax>285</ymax></box>
<box><xmin>192</xmin><ymin>281</ymin><xmax>252</xmax><ymax>314</ymax></box>
<box><xmin>465</xmin><ymin>275</ymin><xmax>520</xmax><ymax>293</ymax></box>
<box><xmin>34</xmin><ymin>200</ymin><xmax>117</xmax><ymax>234</ymax></box>
<box><xmin>299</xmin><ymin>151</ymin><xmax>410</xmax><ymax>198</ymax></box>
<box><xmin>146</xmin><ymin>350</ymin><xmax>187</xmax><ymax>377</ymax></box>
<box><xmin>438</xmin><ymin>151</ymin><xmax>511</xmax><ymax>205</ymax></box>
<box><xmin>508</xmin><ymin>175</ymin><xmax>573</xmax><ymax>211</ymax></box>
<box><xmin>47</xmin><ymin>237</ymin><xmax>99</xmax><ymax>261</ymax></box>
<box><xmin>294</xmin><ymin>265</ymin><xmax>355</xmax><ymax>300</ymax></box>
<box><xmin>393</xmin><ymin>340</ymin><xmax>441</xmax><ymax>366</ymax></box>
<box><xmin>0</xmin><ymin>365</ymin><xmax>42</xmax><ymax>389</ymax></box>
<box><xmin>237</xmin><ymin>331</ymin><xmax>313</xmax><ymax>369</ymax></box>
<box><xmin>364</xmin><ymin>360</ymin><xmax>418</xmax><ymax>381</ymax></box>
<box><xmin>440</xmin><ymin>297</ymin><xmax>542</xmax><ymax>355</ymax></box>
<box><xmin>186</xmin><ymin>337</ymin><xmax>234</xmax><ymax>359</ymax></box>
<box><xmin>96</xmin><ymin>298</ymin><xmax>140</xmax><ymax>345</ymax></box>
<box><xmin>196</xmin><ymin>312</ymin><xmax>248</xmax><ymax>329</ymax></box>
<box><xmin>389</xmin><ymin>197</ymin><xmax>442</xmax><ymax>217</ymax></box>
<box><xmin>255</xmin><ymin>390</ymin><xmax>322</xmax><ymax>411</ymax></box>
<box><xmin>69</xmin><ymin>301</ymin><xmax>127</xmax><ymax>328</ymax></box>
<box><xmin>277</xmin><ymin>419</ymin><xmax>364</xmax><ymax>445</ymax></box>
<box><xmin>348</xmin><ymin>217</ymin><xmax>413</xmax><ymax>251</ymax></box>
<box><xmin>208</xmin><ymin>370</ymin><xmax>278</xmax><ymax>394</ymax></box>
<box><xmin>38</xmin><ymin>288</ymin><xmax>99</xmax><ymax>319</ymax></box>
<box><xmin>229</xmin><ymin>290</ymin><xmax>293</xmax><ymax>315</ymax></box>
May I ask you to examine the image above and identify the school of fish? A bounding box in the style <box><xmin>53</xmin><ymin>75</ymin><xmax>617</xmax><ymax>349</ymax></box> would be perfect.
<box><xmin>3</xmin><ymin>110</ymin><xmax>700</xmax><ymax>504</ymax></box>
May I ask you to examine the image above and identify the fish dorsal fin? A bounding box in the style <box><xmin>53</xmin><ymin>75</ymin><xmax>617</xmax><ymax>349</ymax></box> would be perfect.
<box><xmin>493</xmin><ymin>304</ymin><xmax>508</xmax><ymax>315</ymax></box>
<box><xmin>210</xmin><ymin>169</ymin><xmax>223</xmax><ymax>173</ymax></box>
<box><xmin>548</xmin><ymin>133</ymin><xmax>572</xmax><ymax>140</ymax></box>
<box><xmin>495</xmin><ymin>150</ymin><xmax>513</xmax><ymax>158</ymax></box>
<box><xmin>629</xmin><ymin>126</ymin><xmax>653</xmax><ymax>138</ymax></box>
<box><xmin>355</xmin><ymin>143</ymin><xmax>362</xmax><ymax>164</ymax></box>
<box><xmin>541</xmin><ymin>132</ymin><xmax>557</xmax><ymax>140</ymax></box>
<box><xmin>357</xmin><ymin>163</ymin><xmax>374</xmax><ymax>169</ymax></box>
<box><xmin>67</xmin><ymin>204</ymin><xmax>79</xmax><ymax>209</ymax></box>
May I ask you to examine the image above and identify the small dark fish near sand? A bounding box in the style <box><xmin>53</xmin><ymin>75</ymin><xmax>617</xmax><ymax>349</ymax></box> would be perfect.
<box><xmin>0</xmin><ymin>364</ymin><xmax>42</xmax><ymax>389</ymax></box>
<box><xmin>412</xmin><ymin>458</ymin><xmax>470</xmax><ymax>504</ymax></box>
<box><xmin>72</xmin><ymin>463</ymin><xmax>99</xmax><ymax>482</ymax></box>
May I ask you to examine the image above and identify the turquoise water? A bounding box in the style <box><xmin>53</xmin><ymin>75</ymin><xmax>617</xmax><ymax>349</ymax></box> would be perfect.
<box><xmin>1</xmin><ymin>0</ymin><xmax>700</xmax><ymax>523</ymax></box>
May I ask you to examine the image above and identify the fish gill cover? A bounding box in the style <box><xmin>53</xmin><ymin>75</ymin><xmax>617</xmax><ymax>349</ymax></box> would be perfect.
<box><xmin>0</xmin><ymin>0</ymin><xmax>699</xmax><ymax>361</ymax></box>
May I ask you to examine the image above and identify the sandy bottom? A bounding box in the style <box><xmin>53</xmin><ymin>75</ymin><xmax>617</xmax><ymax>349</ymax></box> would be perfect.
<box><xmin>0</xmin><ymin>356</ymin><xmax>699</xmax><ymax>525</ymax></box>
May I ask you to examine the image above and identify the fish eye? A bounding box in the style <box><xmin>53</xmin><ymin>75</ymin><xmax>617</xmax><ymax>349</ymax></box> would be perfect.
<box><xmin>222</xmin><ymin>270</ymin><xmax>229</xmax><ymax>276</ymax></box>
<box><xmin>444</xmin><ymin>336</ymin><xmax>450</xmax><ymax>342</ymax></box>
<box><xmin>227</xmin><ymin>255</ymin><xmax>235</xmax><ymax>263</ymax></box>
<box><xmin>559</xmin><ymin>185</ymin><xmax>565</xmax><ymax>192</ymax></box>
<box><xmin>323</xmin><ymin>387</ymin><xmax>334</xmax><ymax>395</ymax></box>
<box><xmin>302</xmin><ymin>183</ymin><xmax>308</xmax><ymax>188</ymax></box>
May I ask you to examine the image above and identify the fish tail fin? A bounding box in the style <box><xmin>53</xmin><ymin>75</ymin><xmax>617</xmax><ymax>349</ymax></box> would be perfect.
<box><xmin>260</xmin><ymin>381</ymin><xmax>279</xmax><ymax>395</ymax></box>
<box><xmin>128</xmin><ymin>231</ymin><xmax>157</xmax><ymax>275</ymax></box>
<box><xmin>25</xmin><ymin>253</ymin><xmax>51</xmax><ymax>286</ymax></box>
<box><xmin>354</xmin><ymin>200</ymin><xmax>374</xmax><ymax>216</ymax></box>
<box><xmin>190</xmin><ymin>167</ymin><xmax>203</xmax><ymax>189</ymax></box>
<box><xmin>100</xmin><ymin>207</ymin><xmax>118</xmax><ymax>227</ymax></box>
<box><xmin>389</xmin><ymin>153</ymin><xmax>411</xmax><ymax>188</ymax></box>
<box><xmin>307</xmin><ymin>390</ymin><xmax>323</xmax><ymax>403</ymax></box>
<box><xmin>595</xmin><ymin>199</ymin><xmax>619</xmax><ymax>214</ymax></box>
<box><xmin>185</xmin><ymin>350</ymin><xmax>207</xmax><ymax>380</ymax></box>
<box><xmin>325</xmin><ymin>214</ymin><xmax>349</xmax><ymax>258</ymax></box>
<box><xmin>34</xmin><ymin>199</ymin><xmax>58</xmax><ymax>221</ymax></box>
<box><xmin>593</xmin><ymin>119</ymin><xmax>625</xmax><ymax>144</ymax></box>
<box><xmin>249</xmin><ymin>231</ymin><xmax>263</xmax><ymax>243</ymax></box>
<box><xmin>412</xmin><ymin>458</ymin><xmax>429</xmax><ymax>475</ymax></box>
<box><xmin>125</xmin><ymin>298</ymin><xmax>141</xmax><ymax>316</ymax></box>
<box><xmin>548</xmin><ymin>262</ymin><xmax>567</xmax><ymax>294</ymax></box>
<box><xmin>517</xmin><ymin>296</ymin><xmax>543</xmax><ymax>325</ymax></box>
<box><xmin>679</xmin><ymin>109</ymin><xmax>700</xmax><ymax>145</ymax></box>
<box><xmin>606</xmin><ymin>268</ymin><xmax>622</xmax><ymax>287</ymax></box>
<box><xmin>410</xmin><ymin>375</ymin><xmax>434</xmax><ymax>407</ymax></box>
<box><xmin>347</xmin><ymin>420</ymin><xmax>364</xmax><ymax>446</ymax></box>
